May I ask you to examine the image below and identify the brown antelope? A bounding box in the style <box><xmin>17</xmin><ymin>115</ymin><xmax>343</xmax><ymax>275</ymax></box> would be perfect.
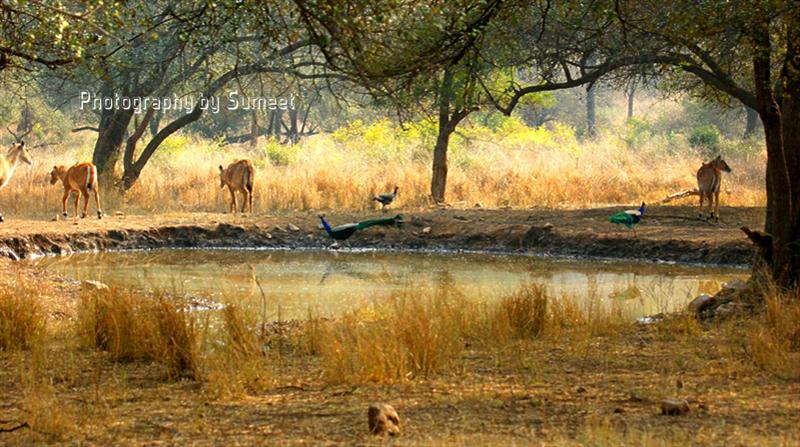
<box><xmin>219</xmin><ymin>159</ymin><xmax>255</xmax><ymax>213</ymax></box>
<box><xmin>49</xmin><ymin>163</ymin><xmax>103</xmax><ymax>219</ymax></box>
<box><xmin>0</xmin><ymin>141</ymin><xmax>33</xmax><ymax>222</ymax></box>
<box><xmin>697</xmin><ymin>155</ymin><xmax>732</xmax><ymax>221</ymax></box>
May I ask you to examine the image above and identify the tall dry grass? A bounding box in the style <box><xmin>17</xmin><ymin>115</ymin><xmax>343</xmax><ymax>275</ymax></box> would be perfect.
<box><xmin>312</xmin><ymin>282</ymin><xmax>633</xmax><ymax>384</ymax></box>
<box><xmin>0</xmin><ymin>115</ymin><xmax>766</xmax><ymax>218</ymax></box>
<box><xmin>0</xmin><ymin>275</ymin><xmax>46</xmax><ymax>351</ymax></box>
<box><xmin>738</xmin><ymin>288</ymin><xmax>800</xmax><ymax>380</ymax></box>
<box><xmin>76</xmin><ymin>287</ymin><xmax>200</xmax><ymax>379</ymax></box>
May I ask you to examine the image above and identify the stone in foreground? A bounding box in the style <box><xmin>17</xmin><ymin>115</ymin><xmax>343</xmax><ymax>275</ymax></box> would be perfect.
<box><xmin>368</xmin><ymin>403</ymin><xmax>400</xmax><ymax>436</ymax></box>
<box><xmin>660</xmin><ymin>398</ymin><xmax>690</xmax><ymax>416</ymax></box>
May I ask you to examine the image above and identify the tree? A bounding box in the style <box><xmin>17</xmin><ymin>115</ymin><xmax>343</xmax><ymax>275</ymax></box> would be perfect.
<box><xmin>292</xmin><ymin>0</ymin><xmax>505</xmax><ymax>203</ymax></box>
<box><xmin>0</xmin><ymin>0</ymin><xmax>113</xmax><ymax>74</ymax></box>
<box><xmin>485</xmin><ymin>0</ymin><xmax>800</xmax><ymax>287</ymax></box>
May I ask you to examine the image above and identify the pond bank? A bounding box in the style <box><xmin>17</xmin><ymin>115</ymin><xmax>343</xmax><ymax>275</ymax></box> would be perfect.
<box><xmin>0</xmin><ymin>206</ymin><xmax>760</xmax><ymax>265</ymax></box>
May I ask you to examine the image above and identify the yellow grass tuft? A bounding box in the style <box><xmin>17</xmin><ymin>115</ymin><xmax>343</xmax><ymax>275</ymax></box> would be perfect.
<box><xmin>743</xmin><ymin>289</ymin><xmax>800</xmax><ymax>379</ymax></box>
<box><xmin>0</xmin><ymin>276</ymin><xmax>46</xmax><ymax>351</ymax></box>
<box><xmin>76</xmin><ymin>288</ymin><xmax>200</xmax><ymax>379</ymax></box>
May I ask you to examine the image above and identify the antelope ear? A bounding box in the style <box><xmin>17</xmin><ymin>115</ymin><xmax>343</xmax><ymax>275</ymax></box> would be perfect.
<box><xmin>218</xmin><ymin>165</ymin><xmax>223</xmax><ymax>172</ymax></box>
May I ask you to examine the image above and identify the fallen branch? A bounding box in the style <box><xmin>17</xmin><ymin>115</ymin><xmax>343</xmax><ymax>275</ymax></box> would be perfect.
<box><xmin>0</xmin><ymin>421</ymin><xmax>30</xmax><ymax>433</ymax></box>
<box><xmin>661</xmin><ymin>189</ymin><xmax>699</xmax><ymax>204</ymax></box>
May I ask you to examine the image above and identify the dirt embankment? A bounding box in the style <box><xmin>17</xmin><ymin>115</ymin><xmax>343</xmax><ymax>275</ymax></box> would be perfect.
<box><xmin>0</xmin><ymin>205</ymin><xmax>762</xmax><ymax>265</ymax></box>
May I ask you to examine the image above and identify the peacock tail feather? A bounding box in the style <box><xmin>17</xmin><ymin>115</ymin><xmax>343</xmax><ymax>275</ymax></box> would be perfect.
<box><xmin>354</xmin><ymin>214</ymin><xmax>403</xmax><ymax>230</ymax></box>
<box><xmin>608</xmin><ymin>212</ymin><xmax>637</xmax><ymax>229</ymax></box>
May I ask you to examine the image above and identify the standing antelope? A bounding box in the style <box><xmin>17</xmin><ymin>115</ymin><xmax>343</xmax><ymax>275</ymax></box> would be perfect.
<box><xmin>219</xmin><ymin>159</ymin><xmax>255</xmax><ymax>213</ymax></box>
<box><xmin>697</xmin><ymin>155</ymin><xmax>732</xmax><ymax>221</ymax></box>
<box><xmin>0</xmin><ymin>141</ymin><xmax>33</xmax><ymax>222</ymax></box>
<box><xmin>49</xmin><ymin>163</ymin><xmax>103</xmax><ymax>219</ymax></box>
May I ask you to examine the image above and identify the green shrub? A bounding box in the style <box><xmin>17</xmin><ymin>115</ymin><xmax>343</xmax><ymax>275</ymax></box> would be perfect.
<box><xmin>688</xmin><ymin>125</ymin><xmax>721</xmax><ymax>155</ymax></box>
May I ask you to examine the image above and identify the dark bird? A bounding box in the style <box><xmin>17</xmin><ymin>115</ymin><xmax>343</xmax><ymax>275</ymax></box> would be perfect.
<box><xmin>372</xmin><ymin>185</ymin><xmax>398</xmax><ymax>212</ymax></box>
<box><xmin>319</xmin><ymin>214</ymin><xmax>403</xmax><ymax>241</ymax></box>
<box><xmin>608</xmin><ymin>202</ymin><xmax>646</xmax><ymax>235</ymax></box>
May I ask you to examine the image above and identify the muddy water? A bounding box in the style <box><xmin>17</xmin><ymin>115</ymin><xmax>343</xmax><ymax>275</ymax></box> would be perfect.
<box><xmin>34</xmin><ymin>249</ymin><xmax>747</xmax><ymax>319</ymax></box>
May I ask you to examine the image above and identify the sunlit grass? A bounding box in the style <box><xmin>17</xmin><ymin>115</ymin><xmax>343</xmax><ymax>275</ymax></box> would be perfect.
<box><xmin>0</xmin><ymin>117</ymin><xmax>766</xmax><ymax>218</ymax></box>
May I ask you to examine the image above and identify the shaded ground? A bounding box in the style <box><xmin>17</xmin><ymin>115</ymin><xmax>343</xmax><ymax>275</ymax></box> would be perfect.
<box><xmin>0</xmin><ymin>205</ymin><xmax>763</xmax><ymax>264</ymax></box>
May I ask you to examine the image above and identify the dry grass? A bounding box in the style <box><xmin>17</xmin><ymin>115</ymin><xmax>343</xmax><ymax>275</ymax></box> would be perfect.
<box><xmin>76</xmin><ymin>288</ymin><xmax>200</xmax><ymax>379</ymax></box>
<box><xmin>318</xmin><ymin>294</ymin><xmax>465</xmax><ymax>384</ymax></box>
<box><xmin>1</xmin><ymin>265</ymin><xmax>799</xmax><ymax>444</ymax></box>
<box><xmin>740</xmin><ymin>288</ymin><xmax>800</xmax><ymax>380</ymax></box>
<box><xmin>0</xmin><ymin>276</ymin><xmax>46</xmax><ymax>351</ymax></box>
<box><xmin>0</xmin><ymin>117</ymin><xmax>766</xmax><ymax>219</ymax></box>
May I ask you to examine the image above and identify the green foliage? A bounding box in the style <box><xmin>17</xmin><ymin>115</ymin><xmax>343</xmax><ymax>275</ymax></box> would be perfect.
<box><xmin>688</xmin><ymin>125</ymin><xmax>721</xmax><ymax>155</ymax></box>
<box><xmin>263</xmin><ymin>138</ymin><xmax>298</xmax><ymax>166</ymax></box>
<box><xmin>622</xmin><ymin>118</ymin><xmax>652</xmax><ymax>149</ymax></box>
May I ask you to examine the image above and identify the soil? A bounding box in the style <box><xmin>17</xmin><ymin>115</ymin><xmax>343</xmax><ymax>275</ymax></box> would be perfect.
<box><xmin>0</xmin><ymin>205</ymin><xmax>764</xmax><ymax>265</ymax></box>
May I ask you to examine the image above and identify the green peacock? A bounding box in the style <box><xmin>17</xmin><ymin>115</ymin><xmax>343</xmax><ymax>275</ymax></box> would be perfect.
<box><xmin>608</xmin><ymin>202</ymin><xmax>645</xmax><ymax>235</ymax></box>
<box><xmin>319</xmin><ymin>214</ymin><xmax>403</xmax><ymax>241</ymax></box>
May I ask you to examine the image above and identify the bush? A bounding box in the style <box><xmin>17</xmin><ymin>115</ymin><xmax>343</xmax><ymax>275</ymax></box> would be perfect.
<box><xmin>688</xmin><ymin>125</ymin><xmax>721</xmax><ymax>155</ymax></box>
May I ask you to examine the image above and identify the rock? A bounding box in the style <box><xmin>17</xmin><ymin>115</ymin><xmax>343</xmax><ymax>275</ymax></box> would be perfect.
<box><xmin>474</xmin><ymin>203</ymin><xmax>482</xmax><ymax>208</ymax></box>
<box><xmin>114</xmin><ymin>211</ymin><xmax>125</xmax><ymax>217</ymax></box>
<box><xmin>542</xmin><ymin>222</ymin><xmax>554</xmax><ymax>231</ymax></box>
<box><xmin>273</xmin><ymin>225</ymin><xmax>283</xmax><ymax>232</ymax></box>
<box><xmin>453</xmin><ymin>215</ymin><xmax>469</xmax><ymax>221</ymax></box>
<box><xmin>287</xmin><ymin>223</ymin><xmax>300</xmax><ymax>232</ymax></box>
<box><xmin>51</xmin><ymin>215</ymin><xmax>58</xmax><ymax>222</ymax></box>
<box><xmin>265</xmin><ymin>232</ymin><xmax>272</xmax><ymax>240</ymax></box>
<box><xmin>0</xmin><ymin>247</ymin><xmax>20</xmax><ymax>261</ymax></box>
<box><xmin>688</xmin><ymin>294</ymin><xmax>715</xmax><ymax>314</ymax></box>
<box><xmin>714</xmin><ymin>301</ymin><xmax>743</xmax><ymax>319</ymax></box>
<box><xmin>82</xmin><ymin>280</ymin><xmax>109</xmax><ymax>292</ymax></box>
<box><xmin>660</xmin><ymin>398</ymin><xmax>690</xmax><ymax>416</ymax></box>
<box><xmin>368</xmin><ymin>403</ymin><xmax>400</xmax><ymax>436</ymax></box>
<box><xmin>421</xmin><ymin>226</ymin><xmax>432</xmax><ymax>234</ymax></box>
<box><xmin>410</xmin><ymin>216</ymin><xmax>427</xmax><ymax>227</ymax></box>
<box><xmin>722</xmin><ymin>279</ymin><xmax>748</xmax><ymax>291</ymax></box>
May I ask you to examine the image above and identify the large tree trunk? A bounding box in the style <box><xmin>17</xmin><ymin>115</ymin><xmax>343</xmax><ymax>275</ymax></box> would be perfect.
<box><xmin>431</xmin><ymin>69</ymin><xmax>454</xmax><ymax>203</ymax></box>
<box><xmin>749</xmin><ymin>15</ymin><xmax>800</xmax><ymax>287</ymax></box>
<box><xmin>431</xmin><ymin>126</ymin><xmax>453</xmax><ymax>203</ymax></box>
<box><xmin>93</xmin><ymin>108</ymin><xmax>135</xmax><ymax>177</ymax></box>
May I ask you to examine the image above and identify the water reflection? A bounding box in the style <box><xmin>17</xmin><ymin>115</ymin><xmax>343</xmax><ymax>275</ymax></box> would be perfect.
<box><xmin>34</xmin><ymin>249</ymin><xmax>747</xmax><ymax>320</ymax></box>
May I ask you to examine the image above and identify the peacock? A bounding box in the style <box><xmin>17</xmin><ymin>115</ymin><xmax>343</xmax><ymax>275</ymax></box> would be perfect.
<box><xmin>319</xmin><ymin>214</ymin><xmax>403</xmax><ymax>241</ymax></box>
<box><xmin>608</xmin><ymin>202</ymin><xmax>645</xmax><ymax>235</ymax></box>
<box><xmin>372</xmin><ymin>186</ymin><xmax>398</xmax><ymax>212</ymax></box>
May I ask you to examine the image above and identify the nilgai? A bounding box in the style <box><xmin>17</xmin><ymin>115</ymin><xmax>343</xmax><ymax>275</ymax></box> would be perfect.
<box><xmin>0</xmin><ymin>140</ymin><xmax>32</xmax><ymax>223</ymax></box>
<box><xmin>49</xmin><ymin>163</ymin><xmax>103</xmax><ymax>219</ymax></box>
<box><xmin>697</xmin><ymin>155</ymin><xmax>731</xmax><ymax>221</ymax></box>
<box><xmin>219</xmin><ymin>159</ymin><xmax>255</xmax><ymax>213</ymax></box>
